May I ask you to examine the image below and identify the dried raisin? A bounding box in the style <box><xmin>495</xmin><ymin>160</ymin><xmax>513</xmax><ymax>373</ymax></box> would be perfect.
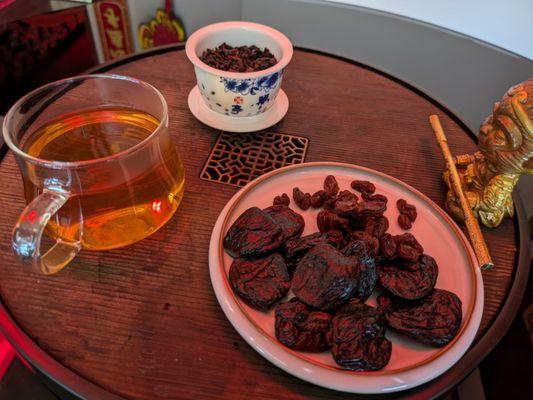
<box><xmin>351</xmin><ymin>180</ymin><xmax>376</xmax><ymax>194</ymax></box>
<box><xmin>310</xmin><ymin>190</ymin><xmax>327</xmax><ymax>208</ymax></box>
<box><xmin>379</xmin><ymin>233</ymin><xmax>397</xmax><ymax>258</ymax></box>
<box><xmin>398</xmin><ymin>214</ymin><xmax>412</xmax><ymax>230</ymax></box>
<box><xmin>273</xmin><ymin>193</ymin><xmax>290</xmax><ymax>206</ymax></box>
<box><xmin>324</xmin><ymin>175</ymin><xmax>339</xmax><ymax>197</ymax></box>
<box><xmin>293</xmin><ymin>187</ymin><xmax>311</xmax><ymax>210</ymax></box>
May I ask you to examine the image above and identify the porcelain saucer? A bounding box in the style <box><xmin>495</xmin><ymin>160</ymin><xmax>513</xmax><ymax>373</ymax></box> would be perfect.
<box><xmin>187</xmin><ymin>86</ymin><xmax>289</xmax><ymax>132</ymax></box>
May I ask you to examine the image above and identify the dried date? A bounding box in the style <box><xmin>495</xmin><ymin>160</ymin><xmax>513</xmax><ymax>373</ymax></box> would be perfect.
<box><xmin>323</xmin><ymin>229</ymin><xmax>345</xmax><ymax>248</ymax></box>
<box><xmin>350</xmin><ymin>180</ymin><xmax>376</xmax><ymax>194</ymax></box>
<box><xmin>264</xmin><ymin>205</ymin><xmax>305</xmax><ymax>241</ymax></box>
<box><xmin>292</xmin><ymin>243</ymin><xmax>359</xmax><ymax>311</ymax></box>
<box><xmin>223</xmin><ymin>207</ymin><xmax>284</xmax><ymax>259</ymax></box>
<box><xmin>284</xmin><ymin>233</ymin><xmax>325</xmax><ymax>273</ymax></box>
<box><xmin>342</xmin><ymin>231</ymin><xmax>379</xmax><ymax>257</ymax></box>
<box><xmin>378</xmin><ymin>254</ymin><xmax>438</xmax><ymax>300</ymax></box>
<box><xmin>331</xmin><ymin>302</ymin><xmax>391</xmax><ymax>371</ymax></box>
<box><xmin>378</xmin><ymin>289</ymin><xmax>462</xmax><ymax>347</ymax></box>
<box><xmin>229</xmin><ymin>254</ymin><xmax>290</xmax><ymax>310</ymax></box>
<box><xmin>275</xmin><ymin>298</ymin><xmax>332</xmax><ymax>352</ymax></box>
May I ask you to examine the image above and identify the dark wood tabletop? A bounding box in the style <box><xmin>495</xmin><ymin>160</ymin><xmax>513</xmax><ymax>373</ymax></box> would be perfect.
<box><xmin>0</xmin><ymin>45</ymin><xmax>529</xmax><ymax>400</ymax></box>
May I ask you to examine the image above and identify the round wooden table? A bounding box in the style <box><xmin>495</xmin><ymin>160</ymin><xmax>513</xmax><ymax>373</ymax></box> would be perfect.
<box><xmin>0</xmin><ymin>45</ymin><xmax>530</xmax><ymax>400</ymax></box>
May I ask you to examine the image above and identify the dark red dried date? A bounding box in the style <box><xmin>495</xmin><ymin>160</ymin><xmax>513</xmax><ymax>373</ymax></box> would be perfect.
<box><xmin>324</xmin><ymin>175</ymin><xmax>339</xmax><ymax>198</ymax></box>
<box><xmin>342</xmin><ymin>231</ymin><xmax>379</xmax><ymax>257</ymax></box>
<box><xmin>273</xmin><ymin>193</ymin><xmax>290</xmax><ymax>206</ymax></box>
<box><xmin>264</xmin><ymin>205</ymin><xmax>305</xmax><ymax>241</ymax></box>
<box><xmin>275</xmin><ymin>298</ymin><xmax>332</xmax><ymax>352</ymax></box>
<box><xmin>351</xmin><ymin>180</ymin><xmax>376</xmax><ymax>194</ymax></box>
<box><xmin>324</xmin><ymin>229</ymin><xmax>345</xmax><ymax>248</ymax></box>
<box><xmin>223</xmin><ymin>207</ymin><xmax>284</xmax><ymax>259</ymax></box>
<box><xmin>398</xmin><ymin>214</ymin><xmax>413</xmax><ymax>230</ymax></box>
<box><xmin>378</xmin><ymin>289</ymin><xmax>462</xmax><ymax>347</ymax></box>
<box><xmin>331</xmin><ymin>302</ymin><xmax>391</xmax><ymax>371</ymax></box>
<box><xmin>378</xmin><ymin>254</ymin><xmax>438</xmax><ymax>300</ymax></box>
<box><xmin>292</xmin><ymin>243</ymin><xmax>359</xmax><ymax>311</ymax></box>
<box><xmin>310</xmin><ymin>190</ymin><xmax>327</xmax><ymax>208</ymax></box>
<box><xmin>293</xmin><ymin>187</ymin><xmax>311</xmax><ymax>210</ymax></box>
<box><xmin>229</xmin><ymin>254</ymin><xmax>290</xmax><ymax>310</ymax></box>
<box><xmin>284</xmin><ymin>233</ymin><xmax>325</xmax><ymax>273</ymax></box>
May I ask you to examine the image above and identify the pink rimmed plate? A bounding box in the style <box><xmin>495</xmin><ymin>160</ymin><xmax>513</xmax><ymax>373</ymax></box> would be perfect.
<box><xmin>208</xmin><ymin>162</ymin><xmax>483</xmax><ymax>394</ymax></box>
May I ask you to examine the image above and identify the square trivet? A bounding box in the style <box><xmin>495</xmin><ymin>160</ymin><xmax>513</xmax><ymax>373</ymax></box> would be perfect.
<box><xmin>200</xmin><ymin>131</ymin><xmax>309</xmax><ymax>187</ymax></box>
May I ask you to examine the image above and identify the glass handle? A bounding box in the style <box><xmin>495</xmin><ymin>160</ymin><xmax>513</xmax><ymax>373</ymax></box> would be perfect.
<box><xmin>12</xmin><ymin>190</ymin><xmax>81</xmax><ymax>274</ymax></box>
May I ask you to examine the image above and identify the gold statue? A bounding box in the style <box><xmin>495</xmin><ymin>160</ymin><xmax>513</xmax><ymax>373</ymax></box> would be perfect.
<box><xmin>443</xmin><ymin>78</ymin><xmax>533</xmax><ymax>228</ymax></box>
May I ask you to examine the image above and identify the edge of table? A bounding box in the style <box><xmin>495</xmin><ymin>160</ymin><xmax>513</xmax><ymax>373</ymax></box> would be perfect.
<box><xmin>0</xmin><ymin>43</ymin><xmax>530</xmax><ymax>400</ymax></box>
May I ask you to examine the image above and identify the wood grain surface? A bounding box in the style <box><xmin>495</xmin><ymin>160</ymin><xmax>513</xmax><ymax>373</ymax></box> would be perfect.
<box><xmin>0</xmin><ymin>49</ymin><xmax>519</xmax><ymax>400</ymax></box>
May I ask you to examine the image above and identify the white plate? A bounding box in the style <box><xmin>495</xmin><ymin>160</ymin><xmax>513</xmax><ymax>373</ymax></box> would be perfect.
<box><xmin>187</xmin><ymin>85</ymin><xmax>289</xmax><ymax>132</ymax></box>
<box><xmin>209</xmin><ymin>162</ymin><xmax>483</xmax><ymax>394</ymax></box>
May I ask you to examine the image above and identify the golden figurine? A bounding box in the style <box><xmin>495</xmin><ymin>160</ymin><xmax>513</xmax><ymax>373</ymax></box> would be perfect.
<box><xmin>443</xmin><ymin>78</ymin><xmax>533</xmax><ymax>228</ymax></box>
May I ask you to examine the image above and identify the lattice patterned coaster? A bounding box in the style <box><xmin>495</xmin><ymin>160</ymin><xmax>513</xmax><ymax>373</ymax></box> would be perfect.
<box><xmin>201</xmin><ymin>131</ymin><xmax>309</xmax><ymax>187</ymax></box>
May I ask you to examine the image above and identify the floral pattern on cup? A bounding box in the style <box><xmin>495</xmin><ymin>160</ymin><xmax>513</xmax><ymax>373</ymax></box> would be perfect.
<box><xmin>220</xmin><ymin>71</ymin><xmax>282</xmax><ymax>95</ymax></box>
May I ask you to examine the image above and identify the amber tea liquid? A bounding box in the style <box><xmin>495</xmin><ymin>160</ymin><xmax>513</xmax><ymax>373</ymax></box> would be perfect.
<box><xmin>22</xmin><ymin>107</ymin><xmax>185</xmax><ymax>250</ymax></box>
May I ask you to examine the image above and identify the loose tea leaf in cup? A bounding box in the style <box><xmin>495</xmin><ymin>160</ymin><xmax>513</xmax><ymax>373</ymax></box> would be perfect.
<box><xmin>200</xmin><ymin>42</ymin><xmax>277</xmax><ymax>72</ymax></box>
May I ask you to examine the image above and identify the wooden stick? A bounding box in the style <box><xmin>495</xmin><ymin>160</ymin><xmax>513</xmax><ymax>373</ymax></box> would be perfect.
<box><xmin>429</xmin><ymin>115</ymin><xmax>494</xmax><ymax>271</ymax></box>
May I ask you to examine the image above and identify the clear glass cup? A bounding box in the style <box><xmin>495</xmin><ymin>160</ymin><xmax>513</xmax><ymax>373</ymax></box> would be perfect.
<box><xmin>2</xmin><ymin>74</ymin><xmax>185</xmax><ymax>274</ymax></box>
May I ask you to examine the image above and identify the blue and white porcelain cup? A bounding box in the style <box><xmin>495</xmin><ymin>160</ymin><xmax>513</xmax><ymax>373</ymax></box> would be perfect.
<box><xmin>186</xmin><ymin>21</ymin><xmax>293</xmax><ymax>117</ymax></box>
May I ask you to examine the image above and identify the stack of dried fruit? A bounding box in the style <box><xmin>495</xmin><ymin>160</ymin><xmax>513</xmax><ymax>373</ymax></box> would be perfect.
<box><xmin>223</xmin><ymin>175</ymin><xmax>462</xmax><ymax>371</ymax></box>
